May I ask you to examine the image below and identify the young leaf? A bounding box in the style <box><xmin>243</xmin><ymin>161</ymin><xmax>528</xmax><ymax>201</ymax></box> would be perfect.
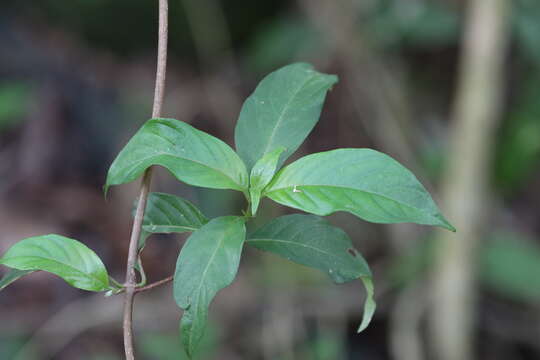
<box><xmin>106</xmin><ymin>118</ymin><xmax>249</xmax><ymax>194</ymax></box>
<box><xmin>173</xmin><ymin>216</ymin><xmax>246</xmax><ymax>357</ymax></box>
<box><xmin>138</xmin><ymin>192</ymin><xmax>209</xmax><ymax>248</ymax></box>
<box><xmin>0</xmin><ymin>234</ymin><xmax>110</xmax><ymax>291</ymax></box>
<box><xmin>265</xmin><ymin>149</ymin><xmax>455</xmax><ymax>231</ymax></box>
<box><xmin>235</xmin><ymin>63</ymin><xmax>338</xmax><ymax>170</ymax></box>
<box><xmin>0</xmin><ymin>269</ymin><xmax>34</xmax><ymax>291</ymax></box>
<box><xmin>249</xmin><ymin>147</ymin><xmax>286</xmax><ymax>215</ymax></box>
<box><xmin>247</xmin><ymin>214</ymin><xmax>375</xmax><ymax>331</ymax></box>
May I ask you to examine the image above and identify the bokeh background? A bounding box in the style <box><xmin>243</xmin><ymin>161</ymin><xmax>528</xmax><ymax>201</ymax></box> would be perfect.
<box><xmin>1</xmin><ymin>0</ymin><xmax>539</xmax><ymax>359</ymax></box>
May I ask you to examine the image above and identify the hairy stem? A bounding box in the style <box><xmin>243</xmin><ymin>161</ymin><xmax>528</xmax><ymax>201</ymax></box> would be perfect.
<box><xmin>123</xmin><ymin>1</ymin><xmax>168</xmax><ymax>359</ymax></box>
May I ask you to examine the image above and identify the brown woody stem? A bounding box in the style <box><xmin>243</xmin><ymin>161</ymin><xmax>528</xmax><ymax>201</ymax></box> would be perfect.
<box><xmin>122</xmin><ymin>0</ymin><xmax>168</xmax><ymax>359</ymax></box>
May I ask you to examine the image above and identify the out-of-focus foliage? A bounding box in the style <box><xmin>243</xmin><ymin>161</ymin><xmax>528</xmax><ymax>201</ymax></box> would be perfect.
<box><xmin>85</xmin><ymin>355</ymin><xmax>119</xmax><ymax>360</ymax></box>
<box><xmin>246</xmin><ymin>17</ymin><xmax>323</xmax><ymax>72</ymax></box>
<box><xmin>140</xmin><ymin>329</ymin><xmax>217</xmax><ymax>360</ymax></box>
<box><xmin>361</xmin><ymin>0</ymin><xmax>460</xmax><ymax>49</ymax></box>
<box><xmin>0</xmin><ymin>82</ymin><xmax>29</xmax><ymax>132</ymax></box>
<box><xmin>390</xmin><ymin>230</ymin><xmax>540</xmax><ymax>303</ymax></box>
<box><xmin>513</xmin><ymin>0</ymin><xmax>540</xmax><ymax>62</ymax></box>
<box><xmin>298</xmin><ymin>330</ymin><xmax>344</xmax><ymax>360</ymax></box>
<box><xmin>4</xmin><ymin>0</ymin><xmax>287</xmax><ymax>60</ymax></box>
<box><xmin>495</xmin><ymin>77</ymin><xmax>540</xmax><ymax>192</ymax></box>
<box><xmin>480</xmin><ymin>232</ymin><xmax>540</xmax><ymax>302</ymax></box>
<box><xmin>387</xmin><ymin>235</ymin><xmax>435</xmax><ymax>287</ymax></box>
<box><xmin>0</xmin><ymin>334</ymin><xmax>37</xmax><ymax>360</ymax></box>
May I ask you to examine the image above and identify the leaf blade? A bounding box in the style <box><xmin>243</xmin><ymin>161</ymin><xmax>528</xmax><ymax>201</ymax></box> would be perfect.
<box><xmin>0</xmin><ymin>269</ymin><xmax>34</xmax><ymax>291</ymax></box>
<box><xmin>266</xmin><ymin>149</ymin><xmax>455</xmax><ymax>231</ymax></box>
<box><xmin>106</xmin><ymin>118</ymin><xmax>249</xmax><ymax>193</ymax></box>
<box><xmin>138</xmin><ymin>192</ymin><xmax>209</xmax><ymax>248</ymax></box>
<box><xmin>247</xmin><ymin>214</ymin><xmax>376</xmax><ymax>331</ymax></box>
<box><xmin>358</xmin><ymin>277</ymin><xmax>376</xmax><ymax>333</ymax></box>
<box><xmin>235</xmin><ymin>63</ymin><xmax>338</xmax><ymax>170</ymax></box>
<box><xmin>0</xmin><ymin>235</ymin><xmax>109</xmax><ymax>291</ymax></box>
<box><xmin>173</xmin><ymin>216</ymin><xmax>246</xmax><ymax>357</ymax></box>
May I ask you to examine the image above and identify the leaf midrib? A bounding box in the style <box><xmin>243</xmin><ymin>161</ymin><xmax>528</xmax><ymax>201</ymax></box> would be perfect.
<box><xmin>247</xmin><ymin>238</ymin><xmax>351</xmax><ymax>263</ymax></box>
<box><xmin>184</xmin><ymin>232</ymin><xmax>226</xmax><ymax>308</ymax></box>
<box><xmin>247</xmin><ymin>238</ymin><xmax>368</xmax><ymax>278</ymax></box>
<box><xmin>184</xmin><ymin>231</ymin><xmax>227</xmax><ymax>352</ymax></box>
<box><xmin>266</xmin><ymin>184</ymin><xmax>436</xmax><ymax>219</ymax></box>
<box><xmin>259</xmin><ymin>72</ymin><xmax>315</xmax><ymax>160</ymax></box>
<box><xmin>143</xmin><ymin>225</ymin><xmax>199</xmax><ymax>232</ymax></box>
<box><xmin>0</xmin><ymin>255</ymin><xmax>107</xmax><ymax>289</ymax></box>
<box><xmin>119</xmin><ymin>150</ymin><xmax>246</xmax><ymax>190</ymax></box>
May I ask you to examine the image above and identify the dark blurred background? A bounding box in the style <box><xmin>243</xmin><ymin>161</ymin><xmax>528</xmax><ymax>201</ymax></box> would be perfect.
<box><xmin>1</xmin><ymin>0</ymin><xmax>539</xmax><ymax>359</ymax></box>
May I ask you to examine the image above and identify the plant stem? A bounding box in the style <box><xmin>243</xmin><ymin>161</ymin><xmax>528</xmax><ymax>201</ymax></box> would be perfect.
<box><xmin>114</xmin><ymin>275</ymin><xmax>174</xmax><ymax>296</ymax></box>
<box><xmin>135</xmin><ymin>275</ymin><xmax>174</xmax><ymax>293</ymax></box>
<box><xmin>123</xmin><ymin>1</ymin><xmax>168</xmax><ymax>359</ymax></box>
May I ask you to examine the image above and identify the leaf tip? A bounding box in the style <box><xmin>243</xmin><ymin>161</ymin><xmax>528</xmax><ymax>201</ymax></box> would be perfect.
<box><xmin>329</xmin><ymin>74</ymin><xmax>339</xmax><ymax>87</ymax></box>
<box><xmin>357</xmin><ymin>276</ymin><xmax>376</xmax><ymax>333</ymax></box>
<box><xmin>437</xmin><ymin>214</ymin><xmax>456</xmax><ymax>232</ymax></box>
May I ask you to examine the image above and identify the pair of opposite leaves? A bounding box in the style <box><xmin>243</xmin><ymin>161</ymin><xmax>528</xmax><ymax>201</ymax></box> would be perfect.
<box><xmin>0</xmin><ymin>63</ymin><xmax>454</xmax><ymax>358</ymax></box>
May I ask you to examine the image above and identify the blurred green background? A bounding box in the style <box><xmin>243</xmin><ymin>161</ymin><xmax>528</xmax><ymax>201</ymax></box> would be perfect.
<box><xmin>1</xmin><ymin>0</ymin><xmax>539</xmax><ymax>359</ymax></box>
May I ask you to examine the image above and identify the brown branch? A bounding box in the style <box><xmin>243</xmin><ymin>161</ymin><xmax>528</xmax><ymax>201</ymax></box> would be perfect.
<box><xmin>123</xmin><ymin>0</ymin><xmax>168</xmax><ymax>359</ymax></box>
<box><xmin>135</xmin><ymin>275</ymin><xmax>174</xmax><ymax>293</ymax></box>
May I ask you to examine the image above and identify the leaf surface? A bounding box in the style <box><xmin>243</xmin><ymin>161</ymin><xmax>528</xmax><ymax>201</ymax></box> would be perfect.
<box><xmin>249</xmin><ymin>147</ymin><xmax>285</xmax><ymax>215</ymax></box>
<box><xmin>138</xmin><ymin>192</ymin><xmax>208</xmax><ymax>248</ymax></box>
<box><xmin>173</xmin><ymin>216</ymin><xmax>246</xmax><ymax>357</ymax></box>
<box><xmin>266</xmin><ymin>149</ymin><xmax>455</xmax><ymax>231</ymax></box>
<box><xmin>0</xmin><ymin>235</ymin><xmax>110</xmax><ymax>291</ymax></box>
<box><xmin>235</xmin><ymin>63</ymin><xmax>338</xmax><ymax>170</ymax></box>
<box><xmin>106</xmin><ymin>118</ymin><xmax>249</xmax><ymax>193</ymax></box>
<box><xmin>0</xmin><ymin>269</ymin><xmax>34</xmax><ymax>291</ymax></box>
<box><xmin>248</xmin><ymin>214</ymin><xmax>375</xmax><ymax>331</ymax></box>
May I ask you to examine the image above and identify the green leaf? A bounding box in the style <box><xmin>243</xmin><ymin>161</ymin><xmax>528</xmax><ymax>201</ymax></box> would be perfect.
<box><xmin>234</xmin><ymin>63</ymin><xmax>338</xmax><ymax>170</ymax></box>
<box><xmin>249</xmin><ymin>147</ymin><xmax>286</xmax><ymax>215</ymax></box>
<box><xmin>358</xmin><ymin>277</ymin><xmax>376</xmax><ymax>332</ymax></box>
<box><xmin>247</xmin><ymin>214</ymin><xmax>375</xmax><ymax>331</ymax></box>
<box><xmin>0</xmin><ymin>234</ymin><xmax>110</xmax><ymax>292</ymax></box>
<box><xmin>173</xmin><ymin>216</ymin><xmax>246</xmax><ymax>357</ymax></box>
<box><xmin>138</xmin><ymin>192</ymin><xmax>209</xmax><ymax>248</ymax></box>
<box><xmin>265</xmin><ymin>149</ymin><xmax>455</xmax><ymax>231</ymax></box>
<box><xmin>0</xmin><ymin>269</ymin><xmax>34</xmax><ymax>290</ymax></box>
<box><xmin>106</xmin><ymin>118</ymin><xmax>249</xmax><ymax>194</ymax></box>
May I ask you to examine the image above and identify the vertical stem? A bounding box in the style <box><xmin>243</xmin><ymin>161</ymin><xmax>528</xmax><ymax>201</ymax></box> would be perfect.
<box><xmin>123</xmin><ymin>0</ymin><xmax>168</xmax><ymax>359</ymax></box>
<box><xmin>152</xmin><ymin>0</ymin><xmax>169</xmax><ymax>120</ymax></box>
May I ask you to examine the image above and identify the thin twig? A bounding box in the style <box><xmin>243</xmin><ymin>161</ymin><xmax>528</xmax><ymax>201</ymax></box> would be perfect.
<box><xmin>135</xmin><ymin>275</ymin><xmax>174</xmax><ymax>293</ymax></box>
<box><xmin>123</xmin><ymin>0</ymin><xmax>168</xmax><ymax>359</ymax></box>
<box><xmin>114</xmin><ymin>275</ymin><xmax>174</xmax><ymax>296</ymax></box>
